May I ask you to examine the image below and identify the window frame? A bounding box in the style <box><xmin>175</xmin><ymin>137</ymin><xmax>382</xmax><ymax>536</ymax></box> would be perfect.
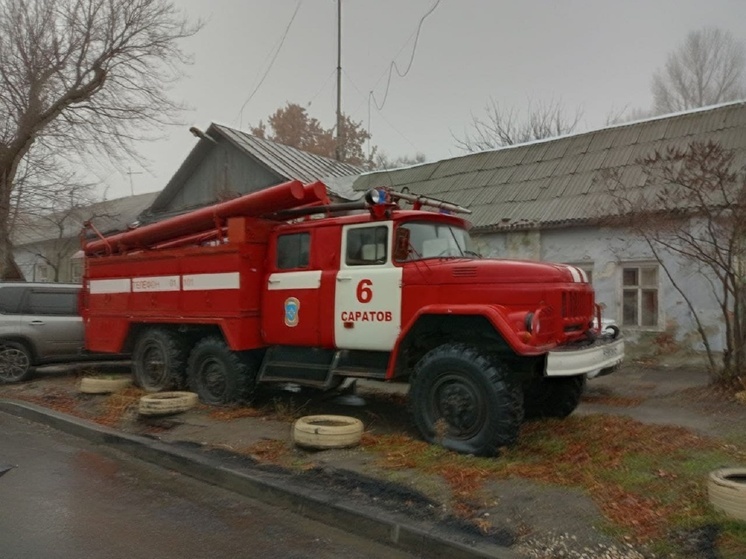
<box><xmin>619</xmin><ymin>261</ymin><xmax>661</xmax><ymax>330</ymax></box>
<box><xmin>35</xmin><ymin>263</ymin><xmax>50</xmax><ymax>283</ymax></box>
<box><xmin>70</xmin><ymin>259</ymin><xmax>83</xmax><ymax>283</ymax></box>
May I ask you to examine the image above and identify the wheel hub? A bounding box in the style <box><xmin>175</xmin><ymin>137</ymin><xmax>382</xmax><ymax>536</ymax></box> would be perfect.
<box><xmin>199</xmin><ymin>358</ymin><xmax>226</xmax><ymax>399</ymax></box>
<box><xmin>142</xmin><ymin>344</ymin><xmax>167</xmax><ymax>386</ymax></box>
<box><xmin>431</xmin><ymin>374</ymin><xmax>484</xmax><ymax>439</ymax></box>
<box><xmin>0</xmin><ymin>346</ymin><xmax>30</xmax><ymax>381</ymax></box>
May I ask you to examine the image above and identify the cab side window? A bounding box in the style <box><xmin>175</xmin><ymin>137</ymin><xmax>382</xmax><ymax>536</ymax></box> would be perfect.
<box><xmin>346</xmin><ymin>226</ymin><xmax>388</xmax><ymax>266</ymax></box>
<box><xmin>276</xmin><ymin>233</ymin><xmax>310</xmax><ymax>270</ymax></box>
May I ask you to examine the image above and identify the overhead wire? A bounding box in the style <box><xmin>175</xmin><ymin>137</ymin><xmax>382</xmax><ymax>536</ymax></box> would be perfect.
<box><xmin>237</xmin><ymin>1</ymin><xmax>303</xmax><ymax>128</ymax></box>
<box><xmin>369</xmin><ymin>0</ymin><xmax>441</xmax><ymax>112</ymax></box>
<box><xmin>364</xmin><ymin>0</ymin><xmax>441</xmax><ymax>160</ymax></box>
<box><xmin>343</xmin><ymin>69</ymin><xmax>419</xmax><ymax>153</ymax></box>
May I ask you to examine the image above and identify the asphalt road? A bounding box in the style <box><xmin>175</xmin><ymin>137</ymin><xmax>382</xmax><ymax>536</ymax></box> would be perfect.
<box><xmin>0</xmin><ymin>412</ymin><xmax>414</xmax><ymax>559</ymax></box>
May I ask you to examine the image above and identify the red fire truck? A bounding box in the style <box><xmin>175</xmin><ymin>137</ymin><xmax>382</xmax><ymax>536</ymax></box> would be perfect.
<box><xmin>82</xmin><ymin>179</ymin><xmax>623</xmax><ymax>456</ymax></box>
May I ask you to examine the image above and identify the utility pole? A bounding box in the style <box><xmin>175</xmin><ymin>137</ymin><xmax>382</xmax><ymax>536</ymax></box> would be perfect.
<box><xmin>126</xmin><ymin>167</ymin><xmax>143</xmax><ymax>196</ymax></box>
<box><xmin>335</xmin><ymin>0</ymin><xmax>343</xmax><ymax>161</ymax></box>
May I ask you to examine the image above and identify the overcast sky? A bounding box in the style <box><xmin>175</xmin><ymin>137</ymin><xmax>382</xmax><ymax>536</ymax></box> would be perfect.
<box><xmin>102</xmin><ymin>0</ymin><xmax>746</xmax><ymax>199</ymax></box>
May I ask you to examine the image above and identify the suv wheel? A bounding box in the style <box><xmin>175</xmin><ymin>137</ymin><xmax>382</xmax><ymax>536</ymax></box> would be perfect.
<box><xmin>0</xmin><ymin>341</ymin><xmax>34</xmax><ymax>383</ymax></box>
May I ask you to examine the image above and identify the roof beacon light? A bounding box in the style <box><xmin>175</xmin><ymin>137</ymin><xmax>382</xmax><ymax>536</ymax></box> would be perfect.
<box><xmin>365</xmin><ymin>188</ymin><xmax>387</xmax><ymax>205</ymax></box>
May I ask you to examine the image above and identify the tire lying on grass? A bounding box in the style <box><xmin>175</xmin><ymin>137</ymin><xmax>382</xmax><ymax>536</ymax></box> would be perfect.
<box><xmin>293</xmin><ymin>415</ymin><xmax>364</xmax><ymax>450</ymax></box>
<box><xmin>79</xmin><ymin>377</ymin><xmax>132</xmax><ymax>394</ymax></box>
<box><xmin>708</xmin><ymin>468</ymin><xmax>746</xmax><ymax>521</ymax></box>
<box><xmin>138</xmin><ymin>391</ymin><xmax>198</xmax><ymax>417</ymax></box>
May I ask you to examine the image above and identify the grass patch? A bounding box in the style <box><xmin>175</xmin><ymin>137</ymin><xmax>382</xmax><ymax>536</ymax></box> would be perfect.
<box><xmin>362</xmin><ymin>413</ymin><xmax>746</xmax><ymax>554</ymax></box>
<box><xmin>95</xmin><ymin>386</ymin><xmax>144</xmax><ymax>426</ymax></box>
<box><xmin>581</xmin><ymin>393</ymin><xmax>645</xmax><ymax>407</ymax></box>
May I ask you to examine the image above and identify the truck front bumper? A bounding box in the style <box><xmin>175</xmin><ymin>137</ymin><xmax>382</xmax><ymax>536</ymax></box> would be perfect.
<box><xmin>545</xmin><ymin>335</ymin><xmax>624</xmax><ymax>378</ymax></box>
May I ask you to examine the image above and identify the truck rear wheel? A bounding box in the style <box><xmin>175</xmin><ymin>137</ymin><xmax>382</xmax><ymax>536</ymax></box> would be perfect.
<box><xmin>132</xmin><ymin>328</ymin><xmax>187</xmax><ymax>392</ymax></box>
<box><xmin>410</xmin><ymin>343</ymin><xmax>523</xmax><ymax>457</ymax></box>
<box><xmin>523</xmin><ymin>375</ymin><xmax>586</xmax><ymax>420</ymax></box>
<box><xmin>187</xmin><ymin>337</ymin><xmax>255</xmax><ymax>405</ymax></box>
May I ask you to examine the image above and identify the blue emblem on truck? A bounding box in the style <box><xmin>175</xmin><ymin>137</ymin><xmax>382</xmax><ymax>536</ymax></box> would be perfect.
<box><xmin>284</xmin><ymin>297</ymin><xmax>300</xmax><ymax>327</ymax></box>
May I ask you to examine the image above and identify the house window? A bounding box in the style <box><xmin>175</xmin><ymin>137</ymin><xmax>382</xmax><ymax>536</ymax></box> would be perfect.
<box><xmin>70</xmin><ymin>260</ymin><xmax>83</xmax><ymax>283</ymax></box>
<box><xmin>621</xmin><ymin>264</ymin><xmax>659</xmax><ymax>328</ymax></box>
<box><xmin>276</xmin><ymin>233</ymin><xmax>310</xmax><ymax>270</ymax></box>
<box><xmin>35</xmin><ymin>264</ymin><xmax>50</xmax><ymax>283</ymax></box>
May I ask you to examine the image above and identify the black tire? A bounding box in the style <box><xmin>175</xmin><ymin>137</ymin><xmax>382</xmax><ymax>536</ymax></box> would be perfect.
<box><xmin>132</xmin><ymin>328</ymin><xmax>188</xmax><ymax>392</ymax></box>
<box><xmin>187</xmin><ymin>337</ymin><xmax>257</xmax><ymax>405</ymax></box>
<box><xmin>0</xmin><ymin>341</ymin><xmax>34</xmax><ymax>383</ymax></box>
<box><xmin>522</xmin><ymin>375</ymin><xmax>586</xmax><ymax>420</ymax></box>
<box><xmin>410</xmin><ymin>343</ymin><xmax>523</xmax><ymax>457</ymax></box>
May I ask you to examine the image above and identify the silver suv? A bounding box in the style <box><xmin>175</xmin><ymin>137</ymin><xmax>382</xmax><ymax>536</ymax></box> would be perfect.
<box><xmin>0</xmin><ymin>282</ymin><xmax>91</xmax><ymax>383</ymax></box>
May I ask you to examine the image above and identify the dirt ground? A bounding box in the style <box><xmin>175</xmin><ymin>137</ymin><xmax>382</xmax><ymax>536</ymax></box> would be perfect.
<box><xmin>1</xmin><ymin>361</ymin><xmax>745</xmax><ymax>559</ymax></box>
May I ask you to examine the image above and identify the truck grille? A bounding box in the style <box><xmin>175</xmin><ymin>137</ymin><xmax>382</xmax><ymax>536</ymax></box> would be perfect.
<box><xmin>561</xmin><ymin>290</ymin><xmax>593</xmax><ymax>335</ymax></box>
<box><xmin>562</xmin><ymin>290</ymin><xmax>592</xmax><ymax>318</ymax></box>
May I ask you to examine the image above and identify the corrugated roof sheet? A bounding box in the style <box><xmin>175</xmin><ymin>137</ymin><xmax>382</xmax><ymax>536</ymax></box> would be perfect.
<box><xmin>148</xmin><ymin>124</ymin><xmax>363</xmax><ymax>216</ymax></box>
<box><xmin>213</xmin><ymin>124</ymin><xmax>361</xmax><ymax>183</ymax></box>
<box><xmin>352</xmin><ymin>101</ymin><xmax>746</xmax><ymax>231</ymax></box>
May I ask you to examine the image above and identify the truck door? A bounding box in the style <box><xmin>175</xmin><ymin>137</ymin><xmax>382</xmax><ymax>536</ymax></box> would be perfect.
<box><xmin>334</xmin><ymin>223</ymin><xmax>402</xmax><ymax>351</ymax></box>
<box><xmin>262</xmin><ymin>231</ymin><xmax>321</xmax><ymax>345</ymax></box>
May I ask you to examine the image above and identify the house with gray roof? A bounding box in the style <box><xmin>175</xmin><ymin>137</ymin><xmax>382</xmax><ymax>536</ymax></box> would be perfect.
<box><xmin>12</xmin><ymin>191</ymin><xmax>158</xmax><ymax>283</ymax></box>
<box><xmin>352</xmin><ymin>101</ymin><xmax>746</xmax><ymax>359</ymax></box>
<box><xmin>139</xmin><ymin>123</ymin><xmax>362</xmax><ymax>223</ymax></box>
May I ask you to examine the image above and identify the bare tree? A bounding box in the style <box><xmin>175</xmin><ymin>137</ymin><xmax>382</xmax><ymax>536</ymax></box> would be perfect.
<box><xmin>604</xmin><ymin>141</ymin><xmax>746</xmax><ymax>387</ymax></box>
<box><xmin>373</xmin><ymin>151</ymin><xmax>427</xmax><ymax>171</ymax></box>
<box><xmin>652</xmin><ymin>27</ymin><xmax>746</xmax><ymax>115</ymax></box>
<box><xmin>0</xmin><ymin>0</ymin><xmax>201</xmax><ymax>278</ymax></box>
<box><xmin>13</xmin><ymin>182</ymin><xmax>104</xmax><ymax>282</ymax></box>
<box><xmin>454</xmin><ymin>98</ymin><xmax>583</xmax><ymax>152</ymax></box>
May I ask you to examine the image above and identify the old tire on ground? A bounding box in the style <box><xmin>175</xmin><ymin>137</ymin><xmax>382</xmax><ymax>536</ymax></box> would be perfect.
<box><xmin>708</xmin><ymin>468</ymin><xmax>746</xmax><ymax>521</ymax></box>
<box><xmin>522</xmin><ymin>375</ymin><xmax>586</xmax><ymax>420</ymax></box>
<box><xmin>187</xmin><ymin>337</ymin><xmax>256</xmax><ymax>405</ymax></box>
<box><xmin>79</xmin><ymin>376</ymin><xmax>132</xmax><ymax>394</ymax></box>
<box><xmin>410</xmin><ymin>343</ymin><xmax>523</xmax><ymax>457</ymax></box>
<box><xmin>132</xmin><ymin>328</ymin><xmax>188</xmax><ymax>392</ymax></box>
<box><xmin>0</xmin><ymin>341</ymin><xmax>34</xmax><ymax>383</ymax></box>
<box><xmin>138</xmin><ymin>391</ymin><xmax>198</xmax><ymax>416</ymax></box>
<box><xmin>293</xmin><ymin>415</ymin><xmax>364</xmax><ymax>449</ymax></box>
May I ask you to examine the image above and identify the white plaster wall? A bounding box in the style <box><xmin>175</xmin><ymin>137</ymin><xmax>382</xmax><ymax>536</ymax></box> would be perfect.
<box><xmin>476</xmin><ymin>225</ymin><xmax>726</xmax><ymax>354</ymax></box>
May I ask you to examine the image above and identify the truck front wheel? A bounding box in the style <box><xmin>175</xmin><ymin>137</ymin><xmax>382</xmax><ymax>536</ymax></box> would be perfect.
<box><xmin>187</xmin><ymin>337</ymin><xmax>255</xmax><ymax>405</ymax></box>
<box><xmin>523</xmin><ymin>375</ymin><xmax>586</xmax><ymax>420</ymax></box>
<box><xmin>132</xmin><ymin>328</ymin><xmax>187</xmax><ymax>392</ymax></box>
<box><xmin>410</xmin><ymin>344</ymin><xmax>523</xmax><ymax>457</ymax></box>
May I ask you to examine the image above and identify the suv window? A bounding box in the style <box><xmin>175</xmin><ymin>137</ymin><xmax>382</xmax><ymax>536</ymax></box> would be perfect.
<box><xmin>23</xmin><ymin>290</ymin><xmax>79</xmax><ymax>316</ymax></box>
<box><xmin>0</xmin><ymin>286</ymin><xmax>27</xmax><ymax>314</ymax></box>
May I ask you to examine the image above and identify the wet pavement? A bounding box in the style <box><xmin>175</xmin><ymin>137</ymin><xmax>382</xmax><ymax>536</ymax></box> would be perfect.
<box><xmin>0</xmin><ymin>411</ymin><xmax>415</xmax><ymax>559</ymax></box>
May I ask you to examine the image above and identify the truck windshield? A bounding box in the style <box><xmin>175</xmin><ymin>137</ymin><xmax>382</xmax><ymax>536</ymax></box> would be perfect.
<box><xmin>395</xmin><ymin>221</ymin><xmax>476</xmax><ymax>261</ymax></box>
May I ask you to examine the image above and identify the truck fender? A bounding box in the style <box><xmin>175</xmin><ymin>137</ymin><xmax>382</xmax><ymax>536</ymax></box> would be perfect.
<box><xmin>386</xmin><ymin>304</ymin><xmax>549</xmax><ymax>380</ymax></box>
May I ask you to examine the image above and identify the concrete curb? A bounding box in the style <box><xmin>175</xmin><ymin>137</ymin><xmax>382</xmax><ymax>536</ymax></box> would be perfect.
<box><xmin>0</xmin><ymin>399</ymin><xmax>518</xmax><ymax>559</ymax></box>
